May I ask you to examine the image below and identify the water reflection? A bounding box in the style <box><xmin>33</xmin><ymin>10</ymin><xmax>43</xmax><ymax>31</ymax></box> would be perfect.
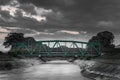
<box><xmin>0</xmin><ymin>60</ymin><xmax>90</xmax><ymax>80</ymax></box>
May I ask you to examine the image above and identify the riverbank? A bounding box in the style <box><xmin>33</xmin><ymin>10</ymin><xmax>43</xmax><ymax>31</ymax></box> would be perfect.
<box><xmin>0</xmin><ymin>53</ymin><xmax>120</xmax><ymax>80</ymax></box>
<box><xmin>0</xmin><ymin>57</ymin><xmax>44</xmax><ymax>70</ymax></box>
<box><xmin>75</xmin><ymin>59</ymin><xmax>120</xmax><ymax>80</ymax></box>
<box><xmin>0</xmin><ymin>53</ymin><xmax>43</xmax><ymax>70</ymax></box>
<box><xmin>81</xmin><ymin>69</ymin><xmax>120</xmax><ymax>80</ymax></box>
<box><xmin>0</xmin><ymin>60</ymin><xmax>24</xmax><ymax>70</ymax></box>
<box><xmin>81</xmin><ymin>70</ymin><xmax>120</xmax><ymax>80</ymax></box>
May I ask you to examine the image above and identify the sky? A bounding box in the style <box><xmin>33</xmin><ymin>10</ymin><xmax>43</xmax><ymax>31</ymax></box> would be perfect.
<box><xmin>0</xmin><ymin>0</ymin><xmax>120</xmax><ymax>48</ymax></box>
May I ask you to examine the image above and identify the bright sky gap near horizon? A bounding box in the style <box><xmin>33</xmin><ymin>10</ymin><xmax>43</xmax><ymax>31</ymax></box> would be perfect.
<box><xmin>40</xmin><ymin>42</ymin><xmax>87</xmax><ymax>48</ymax></box>
<box><xmin>0</xmin><ymin>0</ymin><xmax>120</xmax><ymax>49</ymax></box>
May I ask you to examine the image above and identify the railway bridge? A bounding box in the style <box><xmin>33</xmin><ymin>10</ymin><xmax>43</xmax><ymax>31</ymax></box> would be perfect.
<box><xmin>10</xmin><ymin>40</ymin><xmax>101</xmax><ymax>61</ymax></box>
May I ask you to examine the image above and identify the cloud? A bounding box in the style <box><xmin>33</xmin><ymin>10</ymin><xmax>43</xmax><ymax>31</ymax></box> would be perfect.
<box><xmin>0</xmin><ymin>27</ymin><xmax>11</xmax><ymax>33</ymax></box>
<box><xmin>57</xmin><ymin>30</ymin><xmax>80</xmax><ymax>35</ymax></box>
<box><xmin>18</xmin><ymin>0</ymin><xmax>120</xmax><ymax>34</ymax></box>
<box><xmin>0</xmin><ymin>0</ymin><xmax>19</xmax><ymax>17</ymax></box>
<box><xmin>97</xmin><ymin>21</ymin><xmax>113</xmax><ymax>27</ymax></box>
<box><xmin>0</xmin><ymin>0</ymin><xmax>11</xmax><ymax>5</ymax></box>
<box><xmin>0</xmin><ymin>0</ymin><xmax>66</xmax><ymax>31</ymax></box>
<box><xmin>0</xmin><ymin>0</ymin><xmax>53</xmax><ymax>22</ymax></box>
<box><xmin>0</xmin><ymin>0</ymin><xmax>120</xmax><ymax>44</ymax></box>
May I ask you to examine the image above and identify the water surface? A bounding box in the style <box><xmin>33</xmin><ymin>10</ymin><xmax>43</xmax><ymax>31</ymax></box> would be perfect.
<box><xmin>0</xmin><ymin>60</ymin><xmax>90</xmax><ymax>80</ymax></box>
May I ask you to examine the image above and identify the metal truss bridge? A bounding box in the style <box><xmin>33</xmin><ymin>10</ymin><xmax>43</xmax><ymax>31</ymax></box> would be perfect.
<box><xmin>10</xmin><ymin>40</ymin><xmax>101</xmax><ymax>59</ymax></box>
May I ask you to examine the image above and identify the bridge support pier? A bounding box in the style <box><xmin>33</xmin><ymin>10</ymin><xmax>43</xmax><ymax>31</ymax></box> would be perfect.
<box><xmin>67</xmin><ymin>55</ymin><xmax>78</xmax><ymax>62</ymax></box>
<box><xmin>38</xmin><ymin>55</ymin><xmax>47</xmax><ymax>62</ymax></box>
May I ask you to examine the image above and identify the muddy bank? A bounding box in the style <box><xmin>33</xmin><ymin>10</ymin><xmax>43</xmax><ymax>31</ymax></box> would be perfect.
<box><xmin>81</xmin><ymin>70</ymin><xmax>120</xmax><ymax>80</ymax></box>
<box><xmin>0</xmin><ymin>60</ymin><xmax>24</xmax><ymax>70</ymax></box>
<box><xmin>75</xmin><ymin>59</ymin><xmax>120</xmax><ymax>80</ymax></box>
<box><xmin>0</xmin><ymin>58</ymin><xmax>43</xmax><ymax>70</ymax></box>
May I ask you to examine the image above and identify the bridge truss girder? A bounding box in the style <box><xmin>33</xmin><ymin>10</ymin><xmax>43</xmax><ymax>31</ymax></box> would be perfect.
<box><xmin>10</xmin><ymin>40</ymin><xmax>101</xmax><ymax>58</ymax></box>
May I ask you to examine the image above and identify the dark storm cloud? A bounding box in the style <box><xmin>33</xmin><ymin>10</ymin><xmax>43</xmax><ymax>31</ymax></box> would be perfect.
<box><xmin>19</xmin><ymin>4</ymin><xmax>36</xmax><ymax>14</ymax></box>
<box><xmin>17</xmin><ymin>0</ymin><xmax>120</xmax><ymax>33</ymax></box>
<box><xmin>18</xmin><ymin>0</ymin><xmax>120</xmax><ymax>44</ymax></box>
<box><xmin>0</xmin><ymin>0</ymin><xmax>120</xmax><ymax>44</ymax></box>
<box><xmin>18</xmin><ymin>0</ymin><xmax>74</xmax><ymax>9</ymax></box>
<box><xmin>0</xmin><ymin>0</ymin><xmax>11</xmax><ymax>5</ymax></box>
<box><xmin>0</xmin><ymin>10</ymin><xmax>12</xmax><ymax>19</ymax></box>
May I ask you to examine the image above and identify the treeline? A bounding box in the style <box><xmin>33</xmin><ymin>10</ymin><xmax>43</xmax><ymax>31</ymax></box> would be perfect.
<box><xmin>4</xmin><ymin>31</ymin><xmax>115</xmax><ymax>48</ymax></box>
<box><xmin>2</xmin><ymin>31</ymin><xmax>117</xmax><ymax>55</ymax></box>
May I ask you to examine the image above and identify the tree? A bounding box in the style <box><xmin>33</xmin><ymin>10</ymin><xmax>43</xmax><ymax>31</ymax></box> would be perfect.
<box><xmin>3</xmin><ymin>33</ymin><xmax>36</xmax><ymax>56</ymax></box>
<box><xmin>88</xmin><ymin>31</ymin><xmax>115</xmax><ymax>48</ymax></box>
<box><xmin>3</xmin><ymin>33</ymin><xmax>36</xmax><ymax>48</ymax></box>
<box><xmin>3</xmin><ymin>33</ymin><xmax>24</xmax><ymax>48</ymax></box>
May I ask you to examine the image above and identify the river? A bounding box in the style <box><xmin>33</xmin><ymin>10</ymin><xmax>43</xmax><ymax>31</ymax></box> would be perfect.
<box><xmin>0</xmin><ymin>60</ymin><xmax>90</xmax><ymax>80</ymax></box>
